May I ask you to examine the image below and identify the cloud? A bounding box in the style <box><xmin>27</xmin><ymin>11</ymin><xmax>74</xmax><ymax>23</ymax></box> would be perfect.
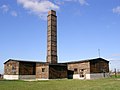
<box><xmin>111</xmin><ymin>54</ymin><xmax>120</xmax><ymax>57</ymax></box>
<box><xmin>17</xmin><ymin>0</ymin><xmax>59</xmax><ymax>19</ymax></box>
<box><xmin>64</xmin><ymin>0</ymin><xmax>75</xmax><ymax>1</ymax></box>
<box><xmin>0</xmin><ymin>4</ymin><xmax>18</xmax><ymax>17</ymax></box>
<box><xmin>106</xmin><ymin>54</ymin><xmax>120</xmax><ymax>61</ymax></box>
<box><xmin>0</xmin><ymin>5</ymin><xmax>9</xmax><ymax>13</ymax></box>
<box><xmin>16</xmin><ymin>0</ymin><xmax>89</xmax><ymax>19</ymax></box>
<box><xmin>0</xmin><ymin>0</ymin><xmax>88</xmax><ymax>19</ymax></box>
<box><xmin>53</xmin><ymin>0</ymin><xmax>64</xmax><ymax>5</ymax></box>
<box><xmin>112</xmin><ymin>6</ymin><xmax>120</xmax><ymax>15</ymax></box>
<box><xmin>63</xmin><ymin>0</ymin><xmax>89</xmax><ymax>6</ymax></box>
<box><xmin>79</xmin><ymin>0</ymin><xmax>89</xmax><ymax>6</ymax></box>
<box><xmin>11</xmin><ymin>11</ymin><xmax>18</xmax><ymax>17</ymax></box>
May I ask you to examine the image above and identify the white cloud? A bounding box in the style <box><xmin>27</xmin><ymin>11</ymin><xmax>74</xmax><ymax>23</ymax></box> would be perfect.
<box><xmin>0</xmin><ymin>4</ymin><xmax>18</xmax><ymax>17</ymax></box>
<box><xmin>64</xmin><ymin>0</ymin><xmax>75</xmax><ymax>1</ymax></box>
<box><xmin>0</xmin><ymin>5</ymin><xmax>9</xmax><ymax>13</ymax></box>
<box><xmin>79</xmin><ymin>0</ymin><xmax>89</xmax><ymax>6</ymax></box>
<box><xmin>53</xmin><ymin>0</ymin><xmax>64</xmax><ymax>5</ymax></box>
<box><xmin>113</xmin><ymin>6</ymin><xmax>120</xmax><ymax>15</ymax></box>
<box><xmin>16</xmin><ymin>0</ymin><xmax>89</xmax><ymax>19</ymax></box>
<box><xmin>11</xmin><ymin>11</ymin><xmax>18</xmax><ymax>17</ymax></box>
<box><xmin>17</xmin><ymin>0</ymin><xmax>59</xmax><ymax>19</ymax></box>
<box><xmin>63</xmin><ymin>0</ymin><xmax>89</xmax><ymax>6</ymax></box>
<box><xmin>111</xmin><ymin>54</ymin><xmax>120</xmax><ymax>57</ymax></box>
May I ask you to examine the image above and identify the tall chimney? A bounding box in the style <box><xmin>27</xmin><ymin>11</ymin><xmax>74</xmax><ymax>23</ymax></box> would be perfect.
<box><xmin>46</xmin><ymin>10</ymin><xmax>57</xmax><ymax>64</ymax></box>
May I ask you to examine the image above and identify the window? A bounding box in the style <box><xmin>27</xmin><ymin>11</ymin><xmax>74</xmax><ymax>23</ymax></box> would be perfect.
<box><xmin>74</xmin><ymin>68</ymin><xmax>78</xmax><ymax>74</ymax></box>
<box><xmin>42</xmin><ymin>68</ymin><xmax>46</xmax><ymax>72</ymax></box>
<box><xmin>80</xmin><ymin>74</ymin><xmax>84</xmax><ymax>77</ymax></box>
<box><xmin>80</xmin><ymin>69</ymin><xmax>85</xmax><ymax>77</ymax></box>
<box><xmin>12</xmin><ymin>66</ymin><xmax>16</xmax><ymax>74</ymax></box>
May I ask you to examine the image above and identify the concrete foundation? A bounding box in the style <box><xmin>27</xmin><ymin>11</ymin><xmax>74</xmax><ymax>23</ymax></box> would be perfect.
<box><xmin>88</xmin><ymin>73</ymin><xmax>110</xmax><ymax>79</ymax></box>
<box><xmin>4</xmin><ymin>75</ymin><xmax>36</xmax><ymax>80</ymax></box>
<box><xmin>4</xmin><ymin>75</ymin><xmax>19</xmax><ymax>80</ymax></box>
<box><xmin>73</xmin><ymin>74</ymin><xmax>85</xmax><ymax>79</ymax></box>
<box><xmin>19</xmin><ymin>75</ymin><xmax>36</xmax><ymax>79</ymax></box>
<box><xmin>73</xmin><ymin>73</ymin><xmax>110</xmax><ymax>79</ymax></box>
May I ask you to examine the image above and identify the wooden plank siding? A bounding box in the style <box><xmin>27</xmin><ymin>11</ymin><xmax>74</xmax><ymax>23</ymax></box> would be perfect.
<box><xmin>19</xmin><ymin>62</ymin><xmax>36</xmax><ymax>75</ymax></box>
<box><xmin>90</xmin><ymin>59</ymin><xmax>109</xmax><ymax>73</ymax></box>
<box><xmin>49</xmin><ymin>64</ymin><xmax>67</xmax><ymax>79</ymax></box>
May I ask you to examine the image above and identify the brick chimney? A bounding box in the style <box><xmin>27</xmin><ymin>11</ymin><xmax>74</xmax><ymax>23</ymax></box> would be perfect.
<box><xmin>46</xmin><ymin>10</ymin><xmax>57</xmax><ymax>64</ymax></box>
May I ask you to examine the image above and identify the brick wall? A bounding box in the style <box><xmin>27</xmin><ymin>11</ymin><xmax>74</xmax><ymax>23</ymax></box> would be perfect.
<box><xmin>4</xmin><ymin>61</ymin><xmax>19</xmax><ymax>75</ymax></box>
<box><xmin>68</xmin><ymin>62</ymin><xmax>90</xmax><ymax>74</ymax></box>
<box><xmin>36</xmin><ymin>63</ymin><xmax>49</xmax><ymax>79</ymax></box>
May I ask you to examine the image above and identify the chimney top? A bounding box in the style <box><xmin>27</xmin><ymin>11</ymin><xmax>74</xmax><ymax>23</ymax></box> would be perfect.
<box><xmin>48</xmin><ymin>10</ymin><xmax>56</xmax><ymax>15</ymax></box>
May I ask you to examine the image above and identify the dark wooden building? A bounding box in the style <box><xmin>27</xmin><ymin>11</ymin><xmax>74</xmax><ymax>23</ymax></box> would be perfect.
<box><xmin>4</xmin><ymin>59</ymin><xmax>67</xmax><ymax>80</ymax></box>
<box><xmin>4</xmin><ymin>58</ymin><xmax>109</xmax><ymax>80</ymax></box>
<box><xmin>66</xmin><ymin>58</ymin><xmax>109</xmax><ymax>79</ymax></box>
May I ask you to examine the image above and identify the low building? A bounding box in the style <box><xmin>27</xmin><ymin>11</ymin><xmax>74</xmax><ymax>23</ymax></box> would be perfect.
<box><xmin>67</xmin><ymin>58</ymin><xmax>109</xmax><ymax>79</ymax></box>
<box><xmin>4</xmin><ymin>59</ymin><xmax>67</xmax><ymax>80</ymax></box>
<box><xmin>3</xmin><ymin>58</ymin><xmax>109</xmax><ymax>80</ymax></box>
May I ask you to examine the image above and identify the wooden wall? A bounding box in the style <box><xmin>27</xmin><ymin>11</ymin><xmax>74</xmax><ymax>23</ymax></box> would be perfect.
<box><xmin>19</xmin><ymin>62</ymin><xmax>36</xmax><ymax>75</ymax></box>
<box><xmin>90</xmin><ymin>59</ymin><xmax>109</xmax><ymax>73</ymax></box>
<box><xmin>49</xmin><ymin>64</ymin><xmax>67</xmax><ymax>79</ymax></box>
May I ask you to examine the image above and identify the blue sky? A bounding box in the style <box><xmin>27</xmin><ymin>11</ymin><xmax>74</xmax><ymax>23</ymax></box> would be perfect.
<box><xmin>0</xmin><ymin>0</ymin><xmax>120</xmax><ymax>73</ymax></box>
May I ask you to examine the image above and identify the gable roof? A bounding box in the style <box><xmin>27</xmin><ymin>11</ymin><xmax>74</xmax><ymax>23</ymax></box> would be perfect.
<box><xmin>65</xmin><ymin>58</ymin><xmax>109</xmax><ymax>64</ymax></box>
<box><xmin>4</xmin><ymin>58</ymin><xmax>109</xmax><ymax>64</ymax></box>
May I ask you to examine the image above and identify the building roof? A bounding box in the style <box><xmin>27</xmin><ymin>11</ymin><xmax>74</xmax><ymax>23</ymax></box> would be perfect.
<box><xmin>4</xmin><ymin>58</ymin><xmax>109</xmax><ymax>64</ymax></box>
<box><xmin>65</xmin><ymin>58</ymin><xmax>109</xmax><ymax>64</ymax></box>
<box><xmin>4</xmin><ymin>59</ymin><xmax>46</xmax><ymax>64</ymax></box>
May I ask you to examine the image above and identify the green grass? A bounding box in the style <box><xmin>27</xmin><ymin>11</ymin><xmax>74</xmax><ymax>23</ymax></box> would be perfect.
<box><xmin>0</xmin><ymin>78</ymin><xmax>120</xmax><ymax>90</ymax></box>
<box><xmin>111</xmin><ymin>75</ymin><xmax>120</xmax><ymax>78</ymax></box>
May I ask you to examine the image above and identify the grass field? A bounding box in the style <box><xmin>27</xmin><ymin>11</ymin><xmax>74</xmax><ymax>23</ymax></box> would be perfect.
<box><xmin>0</xmin><ymin>78</ymin><xmax>120</xmax><ymax>90</ymax></box>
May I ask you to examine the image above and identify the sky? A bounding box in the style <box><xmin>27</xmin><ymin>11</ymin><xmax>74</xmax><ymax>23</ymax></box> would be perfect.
<box><xmin>0</xmin><ymin>0</ymin><xmax>120</xmax><ymax>74</ymax></box>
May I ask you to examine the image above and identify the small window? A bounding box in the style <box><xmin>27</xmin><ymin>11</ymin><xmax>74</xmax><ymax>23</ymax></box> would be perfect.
<box><xmin>74</xmin><ymin>68</ymin><xmax>78</xmax><ymax>74</ymax></box>
<box><xmin>74</xmin><ymin>68</ymin><xmax>77</xmax><ymax>71</ymax></box>
<box><xmin>80</xmin><ymin>74</ymin><xmax>84</xmax><ymax>77</ymax></box>
<box><xmin>12</xmin><ymin>66</ymin><xmax>16</xmax><ymax>70</ymax></box>
<box><xmin>42</xmin><ymin>68</ymin><xmax>46</xmax><ymax>72</ymax></box>
<box><xmin>80</xmin><ymin>69</ymin><xmax>85</xmax><ymax>77</ymax></box>
<box><xmin>12</xmin><ymin>66</ymin><xmax>16</xmax><ymax>74</ymax></box>
<box><xmin>81</xmin><ymin>69</ymin><xmax>84</xmax><ymax>71</ymax></box>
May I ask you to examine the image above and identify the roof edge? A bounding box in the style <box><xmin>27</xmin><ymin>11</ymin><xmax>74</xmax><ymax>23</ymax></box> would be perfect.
<box><xmin>4</xmin><ymin>59</ymin><xmax>46</xmax><ymax>64</ymax></box>
<box><xmin>64</xmin><ymin>58</ymin><xmax>109</xmax><ymax>64</ymax></box>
